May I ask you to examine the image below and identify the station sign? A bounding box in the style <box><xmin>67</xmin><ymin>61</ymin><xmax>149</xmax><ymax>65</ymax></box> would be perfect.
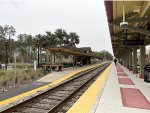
<box><xmin>123</xmin><ymin>40</ymin><xmax>144</xmax><ymax>45</ymax></box>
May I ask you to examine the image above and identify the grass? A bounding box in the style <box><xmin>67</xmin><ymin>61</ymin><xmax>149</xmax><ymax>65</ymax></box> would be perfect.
<box><xmin>0</xmin><ymin>70</ymin><xmax>14</xmax><ymax>77</ymax></box>
<box><xmin>0</xmin><ymin>68</ymin><xmax>44</xmax><ymax>87</ymax></box>
<box><xmin>8</xmin><ymin>63</ymin><xmax>33</xmax><ymax>69</ymax></box>
<box><xmin>0</xmin><ymin>75</ymin><xmax>13</xmax><ymax>86</ymax></box>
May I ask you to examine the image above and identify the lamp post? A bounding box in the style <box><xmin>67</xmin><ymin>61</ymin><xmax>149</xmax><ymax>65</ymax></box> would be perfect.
<box><xmin>37</xmin><ymin>42</ymin><xmax>40</xmax><ymax>68</ymax></box>
<box><xmin>5</xmin><ymin>40</ymin><xmax>8</xmax><ymax>70</ymax></box>
<box><xmin>14</xmin><ymin>49</ymin><xmax>19</xmax><ymax>86</ymax></box>
<box><xmin>104</xmin><ymin>51</ymin><xmax>106</xmax><ymax>61</ymax></box>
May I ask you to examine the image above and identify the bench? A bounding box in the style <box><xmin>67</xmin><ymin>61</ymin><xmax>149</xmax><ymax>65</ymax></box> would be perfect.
<box><xmin>42</xmin><ymin>64</ymin><xmax>63</xmax><ymax>72</ymax></box>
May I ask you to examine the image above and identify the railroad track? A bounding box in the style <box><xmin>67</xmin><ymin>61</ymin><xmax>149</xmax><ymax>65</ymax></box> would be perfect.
<box><xmin>1</xmin><ymin>62</ymin><xmax>110</xmax><ymax>113</ymax></box>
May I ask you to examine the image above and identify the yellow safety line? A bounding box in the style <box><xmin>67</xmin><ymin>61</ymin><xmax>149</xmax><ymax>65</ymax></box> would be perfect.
<box><xmin>67</xmin><ymin>63</ymin><xmax>112</xmax><ymax>113</ymax></box>
<box><xmin>0</xmin><ymin>64</ymin><xmax>101</xmax><ymax>107</ymax></box>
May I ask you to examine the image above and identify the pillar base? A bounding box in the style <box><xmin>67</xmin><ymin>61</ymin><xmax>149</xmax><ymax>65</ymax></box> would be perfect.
<box><xmin>139</xmin><ymin>74</ymin><xmax>144</xmax><ymax>79</ymax></box>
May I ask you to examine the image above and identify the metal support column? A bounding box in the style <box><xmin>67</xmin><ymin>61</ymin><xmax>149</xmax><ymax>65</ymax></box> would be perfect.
<box><xmin>126</xmin><ymin>52</ymin><xmax>129</xmax><ymax>68</ymax></box>
<box><xmin>123</xmin><ymin>55</ymin><xmax>126</xmax><ymax>66</ymax></box>
<box><xmin>129</xmin><ymin>50</ymin><xmax>132</xmax><ymax>69</ymax></box>
<box><xmin>73</xmin><ymin>54</ymin><xmax>75</xmax><ymax>68</ymax></box>
<box><xmin>46</xmin><ymin>50</ymin><xmax>49</xmax><ymax>63</ymax></box>
<box><xmin>54</xmin><ymin>52</ymin><xmax>56</xmax><ymax>63</ymax></box>
<box><xmin>123</xmin><ymin>55</ymin><xmax>126</xmax><ymax>67</ymax></box>
<box><xmin>139</xmin><ymin>45</ymin><xmax>145</xmax><ymax>78</ymax></box>
<box><xmin>133</xmin><ymin>48</ymin><xmax>137</xmax><ymax>68</ymax></box>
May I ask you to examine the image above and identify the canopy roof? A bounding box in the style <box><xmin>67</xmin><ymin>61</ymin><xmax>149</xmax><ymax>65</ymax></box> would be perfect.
<box><xmin>42</xmin><ymin>46</ymin><xmax>94</xmax><ymax>57</ymax></box>
<box><xmin>105</xmin><ymin>1</ymin><xmax>150</xmax><ymax>58</ymax></box>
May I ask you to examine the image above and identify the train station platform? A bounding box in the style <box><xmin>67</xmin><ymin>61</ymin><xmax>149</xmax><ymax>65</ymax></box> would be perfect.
<box><xmin>94</xmin><ymin>63</ymin><xmax>150</xmax><ymax>113</ymax></box>
<box><xmin>0</xmin><ymin>63</ymin><xmax>101</xmax><ymax>110</ymax></box>
<box><xmin>1</xmin><ymin>62</ymin><xmax>150</xmax><ymax>113</ymax></box>
<box><xmin>67</xmin><ymin>63</ymin><xmax>150</xmax><ymax>113</ymax></box>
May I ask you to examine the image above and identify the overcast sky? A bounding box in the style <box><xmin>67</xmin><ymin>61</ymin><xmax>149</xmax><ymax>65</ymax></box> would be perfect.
<box><xmin>0</xmin><ymin>0</ymin><xmax>113</xmax><ymax>55</ymax></box>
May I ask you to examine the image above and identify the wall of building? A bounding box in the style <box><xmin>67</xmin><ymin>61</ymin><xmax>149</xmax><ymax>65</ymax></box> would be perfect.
<box><xmin>51</xmin><ymin>53</ymin><xmax>73</xmax><ymax>63</ymax></box>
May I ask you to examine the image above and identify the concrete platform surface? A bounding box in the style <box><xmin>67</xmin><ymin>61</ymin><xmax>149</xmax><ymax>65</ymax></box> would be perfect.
<box><xmin>38</xmin><ymin>64</ymin><xmax>98</xmax><ymax>83</ymax></box>
<box><xmin>93</xmin><ymin>63</ymin><xmax>150</xmax><ymax>113</ymax></box>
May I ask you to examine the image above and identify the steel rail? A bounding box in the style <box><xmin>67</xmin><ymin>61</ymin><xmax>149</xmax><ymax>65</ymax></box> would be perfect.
<box><xmin>1</xmin><ymin>62</ymin><xmax>110</xmax><ymax>113</ymax></box>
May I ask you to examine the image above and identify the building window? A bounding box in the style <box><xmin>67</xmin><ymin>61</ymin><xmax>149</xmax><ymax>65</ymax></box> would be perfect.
<box><xmin>56</xmin><ymin>55</ymin><xmax>61</xmax><ymax>59</ymax></box>
<box><xmin>65</xmin><ymin>55</ymin><xmax>68</xmax><ymax>59</ymax></box>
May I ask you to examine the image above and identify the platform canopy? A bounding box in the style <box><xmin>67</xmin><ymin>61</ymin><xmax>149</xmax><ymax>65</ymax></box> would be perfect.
<box><xmin>105</xmin><ymin>1</ymin><xmax>150</xmax><ymax>58</ymax></box>
<box><xmin>42</xmin><ymin>46</ymin><xmax>94</xmax><ymax>57</ymax></box>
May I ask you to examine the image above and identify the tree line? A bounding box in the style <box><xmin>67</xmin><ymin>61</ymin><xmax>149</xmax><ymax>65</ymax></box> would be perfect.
<box><xmin>94</xmin><ymin>50</ymin><xmax>113</xmax><ymax>60</ymax></box>
<box><xmin>0</xmin><ymin>25</ymin><xmax>80</xmax><ymax>63</ymax></box>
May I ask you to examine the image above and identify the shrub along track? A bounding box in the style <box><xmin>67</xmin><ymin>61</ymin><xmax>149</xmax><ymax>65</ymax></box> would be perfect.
<box><xmin>1</xmin><ymin>62</ymin><xmax>110</xmax><ymax>113</ymax></box>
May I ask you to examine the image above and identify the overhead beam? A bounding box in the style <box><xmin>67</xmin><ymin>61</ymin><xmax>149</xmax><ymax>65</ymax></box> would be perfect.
<box><xmin>139</xmin><ymin>1</ymin><xmax>150</xmax><ymax>18</ymax></box>
<box><xmin>113</xmin><ymin>47</ymin><xmax>128</xmax><ymax>52</ymax></box>
<box><xmin>110</xmin><ymin>2</ymin><xmax>150</xmax><ymax>36</ymax></box>
<box><xmin>114</xmin><ymin>52</ymin><xmax>122</xmax><ymax>58</ymax></box>
<box><xmin>114</xmin><ymin>32</ymin><xmax>136</xmax><ymax>36</ymax></box>
<box><xmin>135</xmin><ymin>1</ymin><xmax>150</xmax><ymax>26</ymax></box>
<box><xmin>110</xmin><ymin>22</ymin><xmax>150</xmax><ymax>36</ymax></box>
<box><xmin>113</xmin><ymin>46</ymin><xmax>129</xmax><ymax>51</ymax></box>
<box><xmin>126</xmin><ymin>17</ymin><xmax>150</xmax><ymax>23</ymax></box>
<box><xmin>111</xmin><ymin>34</ymin><xmax>125</xmax><ymax>40</ymax></box>
<box><xmin>112</xmin><ymin>31</ymin><xmax>146</xmax><ymax>40</ymax></box>
<box><xmin>127</xmin><ymin>25</ymin><xmax>150</xmax><ymax>36</ymax></box>
<box><xmin>110</xmin><ymin>12</ymin><xmax>137</xmax><ymax>25</ymax></box>
<box><xmin>112</xmin><ymin>42</ymin><xmax>133</xmax><ymax>50</ymax></box>
<box><xmin>111</xmin><ymin>32</ymin><xmax>136</xmax><ymax>39</ymax></box>
<box><xmin>113</xmin><ymin>48</ymin><xmax>128</xmax><ymax>57</ymax></box>
<box><xmin>113</xmin><ymin>47</ymin><xmax>129</xmax><ymax>54</ymax></box>
<box><xmin>110</xmin><ymin>2</ymin><xmax>150</xmax><ymax>25</ymax></box>
<box><xmin>112</xmin><ymin>42</ymin><xmax>126</xmax><ymax>48</ymax></box>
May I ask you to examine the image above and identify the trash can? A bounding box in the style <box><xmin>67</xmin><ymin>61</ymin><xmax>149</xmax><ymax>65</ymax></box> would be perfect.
<box><xmin>144</xmin><ymin>66</ymin><xmax>150</xmax><ymax>83</ymax></box>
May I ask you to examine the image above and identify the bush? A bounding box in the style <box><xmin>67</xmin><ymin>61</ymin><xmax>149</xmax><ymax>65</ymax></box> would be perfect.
<box><xmin>0</xmin><ymin>68</ymin><xmax>44</xmax><ymax>87</ymax></box>
<box><xmin>0</xmin><ymin>70</ymin><xmax>6</xmax><ymax>77</ymax></box>
<box><xmin>9</xmin><ymin>63</ymin><xmax>33</xmax><ymax>69</ymax></box>
<box><xmin>0</xmin><ymin>77</ymin><xmax>8</xmax><ymax>86</ymax></box>
<box><xmin>0</xmin><ymin>75</ymin><xmax>13</xmax><ymax>86</ymax></box>
<box><xmin>25</xmin><ymin>68</ymin><xmax>32</xmax><ymax>73</ymax></box>
<box><xmin>21</xmin><ymin>74</ymin><xmax>28</xmax><ymax>81</ymax></box>
<box><xmin>36</xmin><ymin>68</ymin><xmax>44</xmax><ymax>77</ymax></box>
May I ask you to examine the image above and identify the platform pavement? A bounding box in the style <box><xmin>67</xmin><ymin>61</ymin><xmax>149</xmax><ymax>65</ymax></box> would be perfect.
<box><xmin>92</xmin><ymin>63</ymin><xmax>150</xmax><ymax>113</ymax></box>
<box><xmin>0</xmin><ymin>63</ymin><xmax>99</xmax><ymax>102</ymax></box>
<box><xmin>37</xmin><ymin>65</ymin><xmax>97</xmax><ymax>83</ymax></box>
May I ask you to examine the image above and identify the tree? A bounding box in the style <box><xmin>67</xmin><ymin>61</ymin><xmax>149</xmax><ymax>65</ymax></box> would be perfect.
<box><xmin>94</xmin><ymin>50</ymin><xmax>113</xmax><ymax>60</ymax></box>
<box><xmin>17</xmin><ymin>34</ymin><xmax>28</xmax><ymax>48</ymax></box>
<box><xmin>16</xmin><ymin>34</ymin><xmax>35</xmax><ymax>63</ymax></box>
<box><xmin>26</xmin><ymin>35</ymin><xmax>34</xmax><ymax>62</ymax></box>
<box><xmin>0</xmin><ymin>25</ymin><xmax>15</xmax><ymax>41</ymax></box>
<box><xmin>0</xmin><ymin>25</ymin><xmax>16</xmax><ymax>63</ymax></box>
<box><xmin>0</xmin><ymin>25</ymin><xmax>5</xmax><ymax>39</ymax></box>
<box><xmin>68</xmin><ymin>32</ymin><xmax>80</xmax><ymax>46</ymax></box>
<box><xmin>18</xmin><ymin>47</ymin><xmax>28</xmax><ymax>63</ymax></box>
<box><xmin>54</xmin><ymin>29</ymin><xmax>67</xmax><ymax>46</ymax></box>
<box><xmin>26</xmin><ymin>35</ymin><xmax>33</xmax><ymax>51</ymax></box>
<box><xmin>45</xmin><ymin>32</ymin><xmax>57</xmax><ymax>47</ymax></box>
<box><xmin>35</xmin><ymin>34</ymin><xmax>48</xmax><ymax>48</ymax></box>
<box><xmin>35</xmin><ymin>34</ymin><xmax>43</xmax><ymax>47</ymax></box>
<box><xmin>0</xmin><ymin>26</ymin><xmax>81</xmax><ymax>64</ymax></box>
<box><xmin>0</xmin><ymin>25</ymin><xmax>5</xmax><ymax>63</ymax></box>
<box><xmin>7</xmin><ymin>26</ymin><xmax>16</xmax><ymax>53</ymax></box>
